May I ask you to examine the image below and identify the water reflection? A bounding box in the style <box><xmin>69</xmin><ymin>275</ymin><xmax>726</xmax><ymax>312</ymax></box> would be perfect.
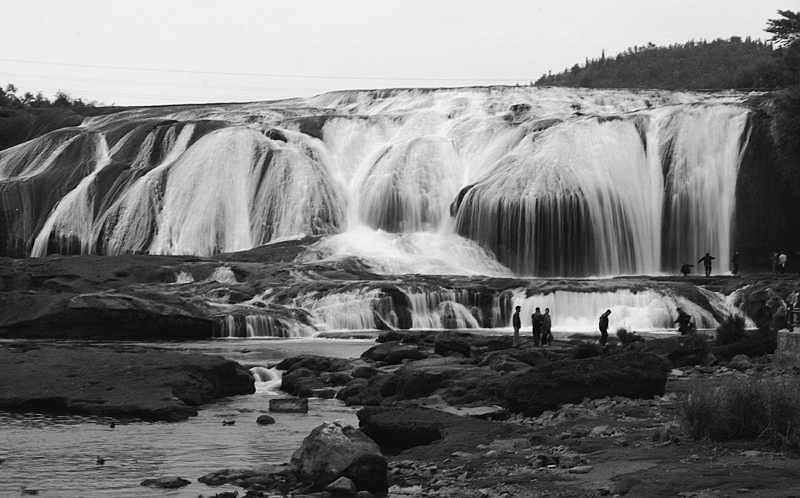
<box><xmin>1</xmin><ymin>338</ymin><xmax>371</xmax><ymax>498</ymax></box>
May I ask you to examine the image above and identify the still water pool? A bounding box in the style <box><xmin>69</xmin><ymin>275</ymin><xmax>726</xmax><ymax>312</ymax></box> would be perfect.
<box><xmin>0</xmin><ymin>338</ymin><xmax>375</xmax><ymax>498</ymax></box>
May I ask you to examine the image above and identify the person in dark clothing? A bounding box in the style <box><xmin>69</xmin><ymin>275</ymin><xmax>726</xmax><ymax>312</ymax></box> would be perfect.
<box><xmin>512</xmin><ymin>306</ymin><xmax>522</xmax><ymax>347</ymax></box>
<box><xmin>680</xmin><ymin>262</ymin><xmax>694</xmax><ymax>276</ymax></box>
<box><xmin>756</xmin><ymin>300</ymin><xmax>772</xmax><ymax>330</ymax></box>
<box><xmin>698</xmin><ymin>252</ymin><xmax>715</xmax><ymax>277</ymax></box>
<box><xmin>675</xmin><ymin>307</ymin><xmax>692</xmax><ymax>335</ymax></box>
<box><xmin>531</xmin><ymin>307</ymin><xmax>544</xmax><ymax>346</ymax></box>
<box><xmin>598</xmin><ymin>309</ymin><xmax>611</xmax><ymax>346</ymax></box>
<box><xmin>731</xmin><ymin>251</ymin><xmax>739</xmax><ymax>275</ymax></box>
<box><xmin>542</xmin><ymin>307</ymin><xmax>552</xmax><ymax>346</ymax></box>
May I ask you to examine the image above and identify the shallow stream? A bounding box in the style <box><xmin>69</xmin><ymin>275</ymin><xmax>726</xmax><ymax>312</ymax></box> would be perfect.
<box><xmin>0</xmin><ymin>338</ymin><xmax>374</xmax><ymax>498</ymax></box>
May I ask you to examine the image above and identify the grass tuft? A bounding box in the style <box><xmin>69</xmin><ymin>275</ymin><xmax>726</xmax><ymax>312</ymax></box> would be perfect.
<box><xmin>681</xmin><ymin>376</ymin><xmax>800</xmax><ymax>454</ymax></box>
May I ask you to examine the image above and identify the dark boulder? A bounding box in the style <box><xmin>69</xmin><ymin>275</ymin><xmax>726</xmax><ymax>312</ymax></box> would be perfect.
<box><xmin>275</xmin><ymin>355</ymin><xmax>352</xmax><ymax>375</ymax></box>
<box><xmin>140</xmin><ymin>476</ymin><xmax>190</xmax><ymax>489</ymax></box>
<box><xmin>434</xmin><ymin>332</ymin><xmax>472</xmax><ymax>358</ymax></box>
<box><xmin>289</xmin><ymin>420</ymin><xmax>388</xmax><ymax>494</ymax></box>
<box><xmin>257</xmin><ymin>414</ymin><xmax>276</xmax><ymax>425</ymax></box>
<box><xmin>503</xmin><ymin>352</ymin><xmax>672</xmax><ymax>417</ymax></box>
<box><xmin>281</xmin><ymin>367</ymin><xmax>324</xmax><ymax>397</ymax></box>
<box><xmin>634</xmin><ymin>336</ymin><xmax>709</xmax><ymax>367</ymax></box>
<box><xmin>362</xmin><ymin>341</ymin><xmax>424</xmax><ymax>363</ymax></box>
<box><xmin>384</xmin><ymin>346</ymin><xmax>428</xmax><ymax>365</ymax></box>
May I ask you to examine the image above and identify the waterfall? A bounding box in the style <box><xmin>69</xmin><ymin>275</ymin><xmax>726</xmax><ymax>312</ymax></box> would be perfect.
<box><xmin>508</xmin><ymin>287</ymin><xmax>740</xmax><ymax>332</ymax></box>
<box><xmin>1</xmin><ymin>87</ymin><xmax>752</xmax><ymax>277</ymax></box>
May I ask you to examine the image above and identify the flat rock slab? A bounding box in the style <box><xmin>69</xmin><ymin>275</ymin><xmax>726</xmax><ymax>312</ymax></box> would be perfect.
<box><xmin>0</xmin><ymin>342</ymin><xmax>254</xmax><ymax>421</ymax></box>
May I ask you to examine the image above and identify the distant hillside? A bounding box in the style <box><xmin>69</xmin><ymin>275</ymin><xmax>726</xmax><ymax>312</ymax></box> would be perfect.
<box><xmin>535</xmin><ymin>37</ymin><xmax>783</xmax><ymax>90</ymax></box>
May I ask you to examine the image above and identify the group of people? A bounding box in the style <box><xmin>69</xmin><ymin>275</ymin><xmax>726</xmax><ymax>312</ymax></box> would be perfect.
<box><xmin>771</xmin><ymin>251</ymin><xmax>788</xmax><ymax>273</ymax></box>
<box><xmin>511</xmin><ymin>306</ymin><xmax>553</xmax><ymax>347</ymax></box>
<box><xmin>512</xmin><ymin>304</ymin><xmax>696</xmax><ymax>347</ymax></box>
<box><xmin>679</xmin><ymin>251</ymin><xmax>741</xmax><ymax>277</ymax></box>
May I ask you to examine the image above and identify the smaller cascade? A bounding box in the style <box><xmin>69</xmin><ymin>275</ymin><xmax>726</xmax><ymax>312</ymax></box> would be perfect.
<box><xmin>173</xmin><ymin>271</ymin><xmax>195</xmax><ymax>284</ymax></box>
<box><xmin>404</xmin><ymin>288</ymin><xmax>481</xmax><ymax>329</ymax></box>
<box><xmin>249</xmin><ymin>366</ymin><xmax>282</xmax><ymax>394</ymax></box>
<box><xmin>215</xmin><ymin>314</ymin><xmax>316</xmax><ymax>338</ymax></box>
<box><xmin>207</xmin><ymin>266</ymin><xmax>237</xmax><ymax>284</ymax></box>
<box><xmin>508</xmin><ymin>288</ymin><xmax>742</xmax><ymax>333</ymax></box>
<box><xmin>295</xmin><ymin>289</ymin><xmax>383</xmax><ymax>331</ymax></box>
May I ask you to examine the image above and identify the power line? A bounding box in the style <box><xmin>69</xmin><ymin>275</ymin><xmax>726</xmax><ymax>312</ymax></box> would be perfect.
<box><xmin>0</xmin><ymin>58</ymin><xmax>529</xmax><ymax>83</ymax></box>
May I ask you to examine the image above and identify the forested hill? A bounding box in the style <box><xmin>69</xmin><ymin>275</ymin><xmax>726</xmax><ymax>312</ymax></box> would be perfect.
<box><xmin>535</xmin><ymin>37</ymin><xmax>783</xmax><ymax>90</ymax></box>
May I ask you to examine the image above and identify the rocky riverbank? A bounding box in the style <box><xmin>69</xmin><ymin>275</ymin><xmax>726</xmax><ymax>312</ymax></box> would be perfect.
<box><xmin>192</xmin><ymin>329</ymin><xmax>800</xmax><ymax>498</ymax></box>
<box><xmin>0</xmin><ymin>342</ymin><xmax>255</xmax><ymax>421</ymax></box>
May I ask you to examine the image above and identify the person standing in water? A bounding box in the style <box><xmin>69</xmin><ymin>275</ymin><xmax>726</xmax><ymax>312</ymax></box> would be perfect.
<box><xmin>598</xmin><ymin>309</ymin><xmax>611</xmax><ymax>346</ymax></box>
<box><xmin>542</xmin><ymin>308</ymin><xmax>552</xmax><ymax>346</ymax></box>
<box><xmin>531</xmin><ymin>307</ymin><xmax>544</xmax><ymax>346</ymax></box>
<box><xmin>731</xmin><ymin>251</ymin><xmax>739</xmax><ymax>275</ymax></box>
<box><xmin>512</xmin><ymin>306</ymin><xmax>522</xmax><ymax>347</ymax></box>
<box><xmin>698</xmin><ymin>252</ymin><xmax>715</xmax><ymax>277</ymax></box>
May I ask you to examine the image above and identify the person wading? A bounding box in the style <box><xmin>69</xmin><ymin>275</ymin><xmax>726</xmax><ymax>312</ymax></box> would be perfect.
<box><xmin>598</xmin><ymin>309</ymin><xmax>611</xmax><ymax>346</ymax></box>
<box><xmin>512</xmin><ymin>306</ymin><xmax>522</xmax><ymax>347</ymax></box>
<box><xmin>531</xmin><ymin>307</ymin><xmax>544</xmax><ymax>346</ymax></box>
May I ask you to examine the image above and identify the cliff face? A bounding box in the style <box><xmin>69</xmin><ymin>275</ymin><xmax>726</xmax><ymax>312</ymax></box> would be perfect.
<box><xmin>735</xmin><ymin>99</ymin><xmax>800</xmax><ymax>268</ymax></box>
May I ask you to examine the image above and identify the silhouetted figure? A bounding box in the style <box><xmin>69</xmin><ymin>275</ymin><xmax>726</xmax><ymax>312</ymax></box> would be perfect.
<box><xmin>788</xmin><ymin>290</ymin><xmax>800</xmax><ymax>327</ymax></box>
<box><xmin>542</xmin><ymin>308</ymin><xmax>552</xmax><ymax>346</ymax></box>
<box><xmin>531</xmin><ymin>307</ymin><xmax>544</xmax><ymax>346</ymax></box>
<box><xmin>779</xmin><ymin>251</ymin><xmax>788</xmax><ymax>273</ymax></box>
<box><xmin>96</xmin><ymin>456</ymin><xmax>105</xmax><ymax>465</ymax></box>
<box><xmin>680</xmin><ymin>262</ymin><xmax>693</xmax><ymax>276</ymax></box>
<box><xmin>731</xmin><ymin>251</ymin><xmax>739</xmax><ymax>275</ymax></box>
<box><xmin>771</xmin><ymin>252</ymin><xmax>779</xmax><ymax>273</ymax></box>
<box><xmin>675</xmin><ymin>307</ymin><xmax>692</xmax><ymax>335</ymax></box>
<box><xmin>109</xmin><ymin>422</ymin><xmax>115</xmax><ymax>429</ymax></box>
<box><xmin>756</xmin><ymin>299</ymin><xmax>772</xmax><ymax>330</ymax></box>
<box><xmin>512</xmin><ymin>306</ymin><xmax>521</xmax><ymax>347</ymax></box>
<box><xmin>598</xmin><ymin>309</ymin><xmax>611</xmax><ymax>346</ymax></box>
<box><xmin>698</xmin><ymin>252</ymin><xmax>715</xmax><ymax>277</ymax></box>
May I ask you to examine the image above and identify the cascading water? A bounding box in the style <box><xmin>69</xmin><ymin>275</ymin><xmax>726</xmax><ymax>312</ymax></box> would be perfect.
<box><xmin>1</xmin><ymin>87</ymin><xmax>752</xmax><ymax>278</ymax></box>
<box><xmin>508</xmin><ymin>288</ymin><xmax>729</xmax><ymax>333</ymax></box>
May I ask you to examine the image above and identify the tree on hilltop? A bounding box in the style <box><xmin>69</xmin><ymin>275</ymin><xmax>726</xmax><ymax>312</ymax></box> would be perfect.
<box><xmin>766</xmin><ymin>9</ymin><xmax>800</xmax><ymax>48</ymax></box>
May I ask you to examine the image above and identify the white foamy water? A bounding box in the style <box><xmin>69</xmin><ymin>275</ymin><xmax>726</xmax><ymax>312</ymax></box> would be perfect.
<box><xmin>2</xmin><ymin>87</ymin><xmax>752</xmax><ymax>277</ymax></box>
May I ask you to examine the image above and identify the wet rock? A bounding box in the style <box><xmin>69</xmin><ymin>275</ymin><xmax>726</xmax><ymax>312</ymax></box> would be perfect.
<box><xmin>257</xmin><ymin>414</ymin><xmax>276</xmax><ymax>425</ymax></box>
<box><xmin>729</xmin><ymin>354</ymin><xmax>754</xmax><ymax>371</ymax></box>
<box><xmin>290</xmin><ymin>420</ymin><xmax>388</xmax><ymax>494</ymax></box>
<box><xmin>269</xmin><ymin>397</ymin><xmax>309</xmax><ymax>413</ymax></box>
<box><xmin>326</xmin><ymin>476</ymin><xmax>358</xmax><ymax>495</ymax></box>
<box><xmin>0</xmin><ymin>344</ymin><xmax>255</xmax><ymax>421</ymax></box>
<box><xmin>140</xmin><ymin>476</ymin><xmax>191</xmax><ymax>488</ymax></box>
<box><xmin>276</xmin><ymin>355</ymin><xmax>352</xmax><ymax>375</ymax></box>
<box><xmin>504</xmin><ymin>352</ymin><xmax>671</xmax><ymax>416</ymax></box>
<box><xmin>281</xmin><ymin>367</ymin><xmax>324</xmax><ymax>397</ymax></box>
<box><xmin>351</xmin><ymin>365</ymin><xmax>379</xmax><ymax>379</ymax></box>
<box><xmin>434</xmin><ymin>332</ymin><xmax>472</xmax><ymax>358</ymax></box>
<box><xmin>312</xmin><ymin>387</ymin><xmax>339</xmax><ymax>399</ymax></box>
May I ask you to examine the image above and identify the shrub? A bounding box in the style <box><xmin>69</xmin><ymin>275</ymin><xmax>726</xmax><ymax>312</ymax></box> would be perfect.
<box><xmin>715</xmin><ymin>315</ymin><xmax>746</xmax><ymax>346</ymax></box>
<box><xmin>680</xmin><ymin>377</ymin><xmax>800</xmax><ymax>454</ymax></box>
<box><xmin>616</xmin><ymin>327</ymin><xmax>644</xmax><ymax>346</ymax></box>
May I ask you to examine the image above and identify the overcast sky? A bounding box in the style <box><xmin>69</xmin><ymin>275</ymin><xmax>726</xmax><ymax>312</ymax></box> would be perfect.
<box><xmin>1</xmin><ymin>0</ymin><xmax>798</xmax><ymax>106</ymax></box>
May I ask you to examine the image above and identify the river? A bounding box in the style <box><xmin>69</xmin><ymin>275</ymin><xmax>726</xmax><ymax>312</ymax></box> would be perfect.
<box><xmin>0</xmin><ymin>337</ymin><xmax>375</xmax><ymax>498</ymax></box>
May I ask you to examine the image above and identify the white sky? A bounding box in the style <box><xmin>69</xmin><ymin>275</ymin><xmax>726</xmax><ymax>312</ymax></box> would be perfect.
<box><xmin>1</xmin><ymin>0</ymin><xmax>798</xmax><ymax>106</ymax></box>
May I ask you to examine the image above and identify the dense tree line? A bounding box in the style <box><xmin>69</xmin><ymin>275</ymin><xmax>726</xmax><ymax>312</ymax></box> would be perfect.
<box><xmin>768</xmin><ymin>11</ymin><xmax>800</xmax><ymax>195</ymax></box>
<box><xmin>535</xmin><ymin>37</ymin><xmax>782</xmax><ymax>90</ymax></box>
<box><xmin>0</xmin><ymin>83</ymin><xmax>97</xmax><ymax>109</ymax></box>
